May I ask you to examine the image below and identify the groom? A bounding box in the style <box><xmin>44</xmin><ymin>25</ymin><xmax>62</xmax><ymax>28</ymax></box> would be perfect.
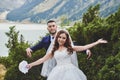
<box><xmin>26</xmin><ymin>20</ymin><xmax>92</xmax><ymax>77</ymax></box>
<box><xmin>26</xmin><ymin>20</ymin><xmax>57</xmax><ymax>57</ymax></box>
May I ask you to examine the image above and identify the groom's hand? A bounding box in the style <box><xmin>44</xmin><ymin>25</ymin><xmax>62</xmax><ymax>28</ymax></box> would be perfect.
<box><xmin>26</xmin><ymin>48</ymin><xmax>32</xmax><ymax>57</ymax></box>
<box><xmin>86</xmin><ymin>49</ymin><xmax>92</xmax><ymax>59</ymax></box>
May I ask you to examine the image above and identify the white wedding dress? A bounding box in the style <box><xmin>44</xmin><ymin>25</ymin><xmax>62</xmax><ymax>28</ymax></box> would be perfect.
<box><xmin>47</xmin><ymin>48</ymin><xmax>87</xmax><ymax>80</ymax></box>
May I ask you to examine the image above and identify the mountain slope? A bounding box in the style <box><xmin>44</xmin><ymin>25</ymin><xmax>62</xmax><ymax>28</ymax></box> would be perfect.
<box><xmin>6</xmin><ymin>0</ymin><xmax>120</xmax><ymax>23</ymax></box>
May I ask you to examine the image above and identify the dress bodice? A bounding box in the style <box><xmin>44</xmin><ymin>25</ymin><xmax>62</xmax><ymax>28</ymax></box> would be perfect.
<box><xmin>47</xmin><ymin>48</ymin><xmax>87</xmax><ymax>80</ymax></box>
<box><xmin>54</xmin><ymin>48</ymin><xmax>72</xmax><ymax>65</ymax></box>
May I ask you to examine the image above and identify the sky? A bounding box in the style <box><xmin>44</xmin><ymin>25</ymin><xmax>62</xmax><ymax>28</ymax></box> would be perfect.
<box><xmin>0</xmin><ymin>0</ymin><xmax>26</xmax><ymax>10</ymax></box>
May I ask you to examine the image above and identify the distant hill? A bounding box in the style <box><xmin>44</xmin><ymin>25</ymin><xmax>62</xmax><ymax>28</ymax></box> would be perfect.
<box><xmin>6</xmin><ymin>0</ymin><xmax>120</xmax><ymax>23</ymax></box>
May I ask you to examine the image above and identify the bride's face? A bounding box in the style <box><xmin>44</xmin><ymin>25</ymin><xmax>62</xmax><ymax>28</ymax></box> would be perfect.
<box><xmin>57</xmin><ymin>33</ymin><xmax>67</xmax><ymax>46</ymax></box>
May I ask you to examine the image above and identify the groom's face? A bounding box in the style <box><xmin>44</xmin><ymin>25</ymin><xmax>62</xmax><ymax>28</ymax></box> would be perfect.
<box><xmin>47</xmin><ymin>22</ymin><xmax>57</xmax><ymax>35</ymax></box>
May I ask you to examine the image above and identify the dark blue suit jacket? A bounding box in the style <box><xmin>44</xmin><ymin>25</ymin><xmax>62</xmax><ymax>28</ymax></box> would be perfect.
<box><xmin>31</xmin><ymin>35</ymin><xmax>51</xmax><ymax>52</ymax></box>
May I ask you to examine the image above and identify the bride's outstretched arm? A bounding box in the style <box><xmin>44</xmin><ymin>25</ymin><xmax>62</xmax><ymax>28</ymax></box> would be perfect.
<box><xmin>73</xmin><ymin>38</ymin><xmax>107</xmax><ymax>52</ymax></box>
<box><xmin>26</xmin><ymin>52</ymin><xmax>53</xmax><ymax>69</ymax></box>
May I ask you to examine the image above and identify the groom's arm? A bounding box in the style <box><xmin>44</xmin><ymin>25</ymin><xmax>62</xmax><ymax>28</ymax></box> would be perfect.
<box><xmin>30</xmin><ymin>38</ymin><xmax>45</xmax><ymax>52</ymax></box>
<box><xmin>30</xmin><ymin>35</ymin><xmax>51</xmax><ymax>52</ymax></box>
<box><xmin>30</xmin><ymin>41</ymin><xmax>44</xmax><ymax>52</ymax></box>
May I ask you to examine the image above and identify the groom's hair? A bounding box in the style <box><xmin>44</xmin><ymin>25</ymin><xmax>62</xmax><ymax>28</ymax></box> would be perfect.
<box><xmin>47</xmin><ymin>20</ymin><xmax>56</xmax><ymax>24</ymax></box>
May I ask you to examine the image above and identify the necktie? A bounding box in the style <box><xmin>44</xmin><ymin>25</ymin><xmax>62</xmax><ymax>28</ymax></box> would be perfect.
<box><xmin>52</xmin><ymin>37</ymin><xmax>54</xmax><ymax>39</ymax></box>
<box><xmin>51</xmin><ymin>36</ymin><xmax>54</xmax><ymax>42</ymax></box>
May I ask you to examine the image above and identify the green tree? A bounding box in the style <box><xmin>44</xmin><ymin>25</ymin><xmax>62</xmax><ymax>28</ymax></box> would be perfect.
<box><xmin>3</xmin><ymin>26</ymin><xmax>45</xmax><ymax>80</ymax></box>
<box><xmin>98</xmin><ymin>51</ymin><xmax>120</xmax><ymax>80</ymax></box>
<box><xmin>82</xmin><ymin>4</ymin><xmax>100</xmax><ymax>25</ymax></box>
<box><xmin>68</xmin><ymin>5</ymin><xmax>120</xmax><ymax>80</ymax></box>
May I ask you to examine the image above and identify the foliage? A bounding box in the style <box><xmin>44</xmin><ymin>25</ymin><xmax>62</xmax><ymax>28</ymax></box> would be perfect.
<box><xmin>0</xmin><ymin>57</ymin><xmax>11</xmax><ymax>69</ymax></box>
<box><xmin>98</xmin><ymin>52</ymin><xmax>120</xmax><ymax>80</ymax></box>
<box><xmin>68</xmin><ymin>5</ymin><xmax>120</xmax><ymax>80</ymax></box>
<box><xmin>0</xmin><ymin>26</ymin><xmax>45</xmax><ymax>80</ymax></box>
<box><xmin>82</xmin><ymin>4</ymin><xmax>100</xmax><ymax>26</ymax></box>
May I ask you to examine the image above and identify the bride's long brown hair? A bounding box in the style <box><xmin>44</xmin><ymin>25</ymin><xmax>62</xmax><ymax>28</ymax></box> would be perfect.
<box><xmin>51</xmin><ymin>30</ymin><xmax>73</xmax><ymax>55</ymax></box>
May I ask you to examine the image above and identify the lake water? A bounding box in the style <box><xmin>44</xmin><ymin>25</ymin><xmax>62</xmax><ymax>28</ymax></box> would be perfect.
<box><xmin>0</xmin><ymin>23</ymin><xmax>48</xmax><ymax>56</ymax></box>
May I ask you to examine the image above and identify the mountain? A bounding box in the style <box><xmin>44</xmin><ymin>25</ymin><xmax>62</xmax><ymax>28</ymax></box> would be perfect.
<box><xmin>0</xmin><ymin>0</ymin><xmax>26</xmax><ymax>11</ymax></box>
<box><xmin>6</xmin><ymin>0</ymin><xmax>120</xmax><ymax>23</ymax></box>
<box><xmin>0</xmin><ymin>0</ymin><xmax>26</xmax><ymax>21</ymax></box>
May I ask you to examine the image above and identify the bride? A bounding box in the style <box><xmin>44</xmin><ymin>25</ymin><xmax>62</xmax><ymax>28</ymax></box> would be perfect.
<box><xmin>26</xmin><ymin>30</ymin><xmax>107</xmax><ymax>80</ymax></box>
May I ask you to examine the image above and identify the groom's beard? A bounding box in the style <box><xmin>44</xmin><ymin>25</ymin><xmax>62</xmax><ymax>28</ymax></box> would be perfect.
<box><xmin>50</xmin><ymin>31</ymin><xmax>56</xmax><ymax>35</ymax></box>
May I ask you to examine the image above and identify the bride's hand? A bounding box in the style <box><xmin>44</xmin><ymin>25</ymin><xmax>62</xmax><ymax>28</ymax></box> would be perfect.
<box><xmin>97</xmin><ymin>38</ymin><xmax>108</xmax><ymax>44</ymax></box>
<box><xmin>26</xmin><ymin>64</ymin><xmax>32</xmax><ymax>69</ymax></box>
